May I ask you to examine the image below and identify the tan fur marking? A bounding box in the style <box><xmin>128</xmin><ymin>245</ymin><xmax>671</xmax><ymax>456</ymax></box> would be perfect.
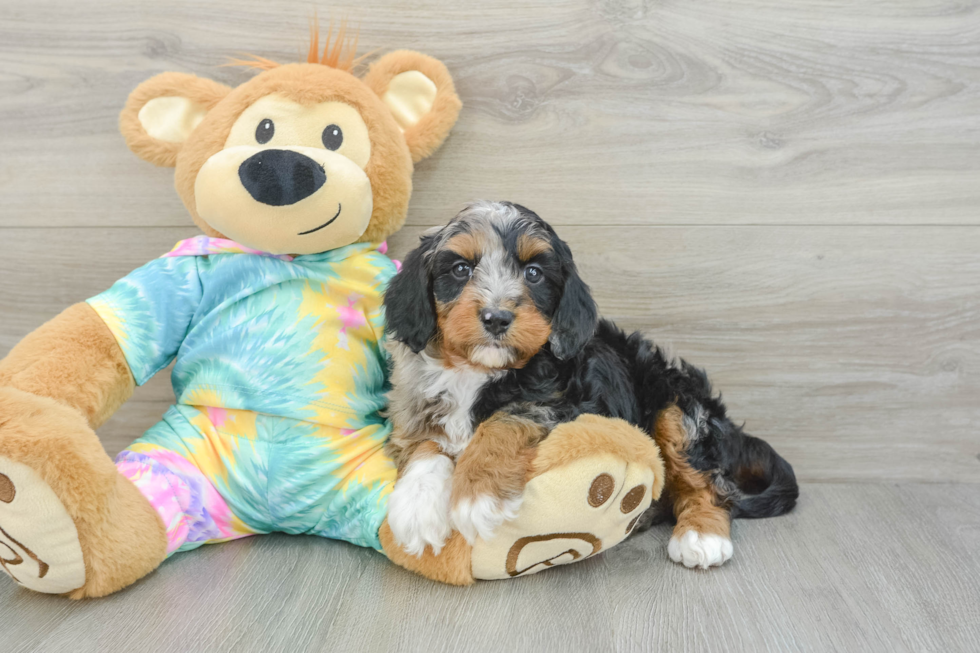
<box><xmin>516</xmin><ymin>234</ymin><xmax>552</xmax><ymax>261</ymax></box>
<box><xmin>506</xmin><ymin>301</ymin><xmax>551</xmax><ymax>366</ymax></box>
<box><xmin>654</xmin><ymin>405</ymin><xmax>731</xmax><ymax>538</ymax></box>
<box><xmin>445</xmin><ymin>232</ymin><xmax>486</xmax><ymax>263</ymax></box>
<box><xmin>437</xmin><ymin>283</ymin><xmax>487</xmax><ymax>364</ymax></box>
<box><xmin>451</xmin><ymin>414</ymin><xmax>546</xmax><ymax>509</ymax></box>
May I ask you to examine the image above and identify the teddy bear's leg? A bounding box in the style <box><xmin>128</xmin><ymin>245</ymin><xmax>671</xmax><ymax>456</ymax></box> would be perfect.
<box><xmin>379</xmin><ymin>523</ymin><xmax>474</xmax><ymax>585</ymax></box>
<box><xmin>115</xmin><ymin>406</ymin><xmax>262</xmax><ymax>558</ymax></box>
<box><xmin>0</xmin><ymin>387</ymin><xmax>167</xmax><ymax>598</ymax></box>
<box><xmin>654</xmin><ymin>405</ymin><xmax>734</xmax><ymax>569</ymax></box>
<box><xmin>382</xmin><ymin>414</ymin><xmax>665</xmax><ymax>584</ymax></box>
<box><xmin>467</xmin><ymin>414</ymin><xmax>665</xmax><ymax>580</ymax></box>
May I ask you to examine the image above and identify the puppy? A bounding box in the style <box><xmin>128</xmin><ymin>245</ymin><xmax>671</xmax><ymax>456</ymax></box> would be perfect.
<box><xmin>383</xmin><ymin>201</ymin><xmax>798</xmax><ymax>568</ymax></box>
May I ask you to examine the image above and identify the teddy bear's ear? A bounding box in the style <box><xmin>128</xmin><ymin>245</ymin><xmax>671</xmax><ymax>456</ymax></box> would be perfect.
<box><xmin>119</xmin><ymin>72</ymin><xmax>231</xmax><ymax>167</ymax></box>
<box><xmin>362</xmin><ymin>51</ymin><xmax>462</xmax><ymax>164</ymax></box>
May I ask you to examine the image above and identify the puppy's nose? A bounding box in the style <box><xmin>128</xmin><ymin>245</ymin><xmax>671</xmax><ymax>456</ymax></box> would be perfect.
<box><xmin>239</xmin><ymin>150</ymin><xmax>326</xmax><ymax>206</ymax></box>
<box><xmin>481</xmin><ymin>308</ymin><xmax>514</xmax><ymax>336</ymax></box>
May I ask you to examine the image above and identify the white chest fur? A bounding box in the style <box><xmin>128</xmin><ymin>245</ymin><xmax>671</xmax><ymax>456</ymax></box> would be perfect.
<box><xmin>417</xmin><ymin>355</ymin><xmax>494</xmax><ymax>456</ymax></box>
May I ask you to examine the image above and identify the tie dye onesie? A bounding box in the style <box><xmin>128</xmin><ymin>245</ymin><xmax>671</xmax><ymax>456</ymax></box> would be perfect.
<box><xmin>87</xmin><ymin>237</ymin><xmax>398</xmax><ymax>555</ymax></box>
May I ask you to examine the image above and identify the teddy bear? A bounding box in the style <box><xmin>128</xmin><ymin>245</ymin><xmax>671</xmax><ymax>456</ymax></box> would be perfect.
<box><xmin>0</xmin><ymin>28</ymin><xmax>664</xmax><ymax>597</ymax></box>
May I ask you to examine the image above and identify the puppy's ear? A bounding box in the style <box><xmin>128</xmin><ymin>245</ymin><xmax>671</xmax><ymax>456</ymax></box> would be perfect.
<box><xmin>362</xmin><ymin>51</ymin><xmax>462</xmax><ymax>163</ymax></box>
<box><xmin>384</xmin><ymin>235</ymin><xmax>437</xmax><ymax>353</ymax></box>
<box><xmin>548</xmin><ymin>238</ymin><xmax>598</xmax><ymax>360</ymax></box>
<box><xmin>119</xmin><ymin>72</ymin><xmax>231</xmax><ymax>167</ymax></box>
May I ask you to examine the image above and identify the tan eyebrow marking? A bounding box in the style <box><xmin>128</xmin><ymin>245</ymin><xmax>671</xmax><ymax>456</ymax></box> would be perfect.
<box><xmin>517</xmin><ymin>234</ymin><xmax>552</xmax><ymax>261</ymax></box>
<box><xmin>445</xmin><ymin>232</ymin><xmax>487</xmax><ymax>261</ymax></box>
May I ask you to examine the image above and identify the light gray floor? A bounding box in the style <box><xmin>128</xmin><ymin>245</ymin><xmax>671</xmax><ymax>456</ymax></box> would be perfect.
<box><xmin>2</xmin><ymin>0</ymin><xmax>980</xmax><ymax>650</ymax></box>
<box><xmin>1</xmin><ymin>484</ymin><xmax>978</xmax><ymax>652</ymax></box>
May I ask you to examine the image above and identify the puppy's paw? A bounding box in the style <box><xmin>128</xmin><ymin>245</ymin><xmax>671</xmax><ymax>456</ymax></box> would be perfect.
<box><xmin>451</xmin><ymin>493</ymin><xmax>523</xmax><ymax>544</ymax></box>
<box><xmin>667</xmin><ymin>530</ymin><xmax>733</xmax><ymax>569</ymax></box>
<box><xmin>387</xmin><ymin>455</ymin><xmax>454</xmax><ymax>557</ymax></box>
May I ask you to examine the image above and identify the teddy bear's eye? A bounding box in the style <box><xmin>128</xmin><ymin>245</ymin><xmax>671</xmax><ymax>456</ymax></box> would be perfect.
<box><xmin>255</xmin><ymin>119</ymin><xmax>274</xmax><ymax>144</ymax></box>
<box><xmin>322</xmin><ymin>124</ymin><xmax>344</xmax><ymax>150</ymax></box>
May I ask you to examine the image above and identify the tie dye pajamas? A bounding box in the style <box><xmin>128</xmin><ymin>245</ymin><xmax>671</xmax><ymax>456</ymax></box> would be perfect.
<box><xmin>88</xmin><ymin>237</ymin><xmax>398</xmax><ymax>555</ymax></box>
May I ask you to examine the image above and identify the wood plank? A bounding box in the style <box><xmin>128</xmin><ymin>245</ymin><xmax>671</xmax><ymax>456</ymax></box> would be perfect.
<box><xmin>1</xmin><ymin>0</ymin><xmax>979</xmax><ymax>228</ymax></box>
<box><xmin>1</xmin><ymin>483</ymin><xmax>978</xmax><ymax>652</ymax></box>
<box><xmin>2</xmin><ymin>226</ymin><xmax>977</xmax><ymax>483</ymax></box>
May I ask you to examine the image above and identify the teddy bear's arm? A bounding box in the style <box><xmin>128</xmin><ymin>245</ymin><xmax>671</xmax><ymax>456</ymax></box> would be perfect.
<box><xmin>0</xmin><ymin>303</ymin><xmax>134</xmax><ymax>429</ymax></box>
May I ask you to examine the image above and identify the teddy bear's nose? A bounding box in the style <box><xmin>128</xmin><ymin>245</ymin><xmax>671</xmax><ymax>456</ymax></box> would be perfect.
<box><xmin>238</xmin><ymin>149</ymin><xmax>326</xmax><ymax>206</ymax></box>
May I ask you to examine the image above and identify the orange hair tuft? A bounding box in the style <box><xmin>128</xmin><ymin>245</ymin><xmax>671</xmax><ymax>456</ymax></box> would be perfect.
<box><xmin>226</xmin><ymin>17</ymin><xmax>366</xmax><ymax>73</ymax></box>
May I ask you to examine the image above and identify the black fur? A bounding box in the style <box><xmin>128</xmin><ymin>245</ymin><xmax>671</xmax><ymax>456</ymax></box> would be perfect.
<box><xmin>543</xmin><ymin>230</ymin><xmax>599</xmax><ymax>360</ymax></box>
<box><xmin>384</xmin><ymin>235</ymin><xmax>437</xmax><ymax>353</ymax></box>
<box><xmin>389</xmin><ymin>203</ymin><xmax>799</xmax><ymax>525</ymax></box>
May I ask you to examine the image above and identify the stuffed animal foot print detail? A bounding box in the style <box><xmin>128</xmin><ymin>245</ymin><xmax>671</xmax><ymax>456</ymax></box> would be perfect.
<box><xmin>470</xmin><ymin>416</ymin><xmax>664</xmax><ymax>580</ymax></box>
<box><xmin>380</xmin><ymin>414</ymin><xmax>665</xmax><ymax>584</ymax></box>
<box><xmin>0</xmin><ymin>387</ymin><xmax>167</xmax><ymax>597</ymax></box>
<box><xmin>0</xmin><ymin>462</ymin><xmax>85</xmax><ymax>593</ymax></box>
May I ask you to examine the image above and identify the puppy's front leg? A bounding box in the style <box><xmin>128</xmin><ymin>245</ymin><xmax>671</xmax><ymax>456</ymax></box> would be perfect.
<box><xmin>451</xmin><ymin>414</ymin><xmax>547</xmax><ymax>544</ymax></box>
<box><xmin>387</xmin><ymin>441</ymin><xmax>455</xmax><ymax>557</ymax></box>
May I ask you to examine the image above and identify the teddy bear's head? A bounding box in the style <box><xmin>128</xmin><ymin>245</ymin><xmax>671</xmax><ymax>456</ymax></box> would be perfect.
<box><xmin>119</xmin><ymin>32</ymin><xmax>460</xmax><ymax>255</ymax></box>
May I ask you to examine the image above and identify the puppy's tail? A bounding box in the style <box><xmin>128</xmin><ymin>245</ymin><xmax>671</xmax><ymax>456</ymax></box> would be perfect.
<box><xmin>729</xmin><ymin>434</ymin><xmax>799</xmax><ymax>519</ymax></box>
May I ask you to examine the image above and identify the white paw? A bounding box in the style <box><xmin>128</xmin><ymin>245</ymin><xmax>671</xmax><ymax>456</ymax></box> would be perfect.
<box><xmin>667</xmin><ymin>530</ymin><xmax>733</xmax><ymax>569</ymax></box>
<box><xmin>387</xmin><ymin>455</ymin><xmax>454</xmax><ymax>557</ymax></box>
<box><xmin>451</xmin><ymin>493</ymin><xmax>523</xmax><ymax>544</ymax></box>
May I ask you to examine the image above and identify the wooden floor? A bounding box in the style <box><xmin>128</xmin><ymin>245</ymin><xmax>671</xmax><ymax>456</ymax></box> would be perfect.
<box><xmin>1</xmin><ymin>484</ymin><xmax>979</xmax><ymax>653</ymax></box>
<box><xmin>1</xmin><ymin>0</ymin><xmax>979</xmax><ymax>650</ymax></box>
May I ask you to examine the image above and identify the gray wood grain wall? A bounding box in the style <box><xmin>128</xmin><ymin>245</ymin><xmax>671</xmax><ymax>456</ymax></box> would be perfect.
<box><xmin>1</xmin><ymin>0</ymin><xmax>978</xmax><ymax>485</ymax></box>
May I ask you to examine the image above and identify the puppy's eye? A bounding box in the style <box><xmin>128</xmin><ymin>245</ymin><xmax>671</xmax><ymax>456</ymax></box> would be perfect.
<box><xmin>322</xmin><ymin>124</ymin><xmax>344</xmax><ymax>150</ymax></box>
<box><xmin>524</xmin><ymin>265</ymin><xmax>543</xmax><ymax>284</ymax></box>
<box><xmin>451</xmin><ymin>262</ymin><xmax>472</xmax><ymax>280</ymax></box>
<box><xmin>255</xmin><ymin>119</ymin><xmax>274</xmax><ymax>144</ymax></box>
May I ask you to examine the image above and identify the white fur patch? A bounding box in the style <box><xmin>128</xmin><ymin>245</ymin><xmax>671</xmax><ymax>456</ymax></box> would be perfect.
<box><xmin>415</xmin><ymin>353</ymin><xmax>494</xmax><ymax>456</ymax></box>
<box><xmin>667</xmin><ymin>530</ymin><xmax>734</xmax><ymax>569</ymax></box>
<box><xmin>469</xmin><ymin>345</ymin><xmax>515</xmax><ymax>369</ymax></box>
<box><xmin>451</xmin><ymin>493</ymin><xmax>523</xmax><ymax>544</ymax></box>
<box><xmin>387</xmin><ymin>454</ymin><xmax>455</xmax><ymax>556</ymax></box>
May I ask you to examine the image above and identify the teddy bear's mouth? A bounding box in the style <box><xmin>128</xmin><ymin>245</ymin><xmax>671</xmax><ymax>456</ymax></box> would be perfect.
<box><xmin>298</xmin><ymin>203</ymin><xmax>342</xmax><ymax>236</ymax></box>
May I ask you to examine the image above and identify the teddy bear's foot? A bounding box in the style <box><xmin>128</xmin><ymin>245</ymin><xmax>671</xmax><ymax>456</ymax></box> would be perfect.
<box><xmin>381</xmin><ymin>414</ymin><xmax>665</xmax><ymax>585</ymax></box>
<box><xmin>0</xmin><ymin>459</ymin><xmax>86</xmax><ymax>593</ymax></box>
<box><xmin>0</xmin><ymin>388</ymin><xmax>167</xmax><ymax>597</ymax></box>
<box><xmin>469</xmin><ymin>414</ymin><xmax>664</xmax><ymax>580</ymax></box>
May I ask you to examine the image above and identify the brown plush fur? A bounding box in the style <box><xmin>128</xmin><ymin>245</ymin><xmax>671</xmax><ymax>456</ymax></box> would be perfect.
<box><xmin>533</xmin><ymin>414</ymin><xmax>666</xmax><ymax>501</ymax></box>
<box><xmin>451</xmin><ymin>414</ymin><xmax>547</xmax><ymax>510</ymax></box>
<box><xmin>169</xmin><ymin>63</ymin><xmax>415</xmax><ymax>244</ymax></box>
<box><xmin>0</xmin><ymin>388</ymin><xmax>167</xmax><ymax>598</ymax></box>
<box><xmin>362</xmin><ymin>50</ymin><xmax>462</xmax><ymax>164</ymax></box>
<box><xmin>121</xmin><ymin>51</ymin><xmax>459</xmax><ymax>245</ymax></box>
<box><xmin>0</xmin><ymin>303</ymin><xmax>135</xmax><ymax>429</ymax></box>
<box><xmin>654</xmin><ymin>405</ymin><xmax>731</xmax><ymax>538</ymax></box>
<box><xmin>379</xmin><ymin>521</ymin><xmax>474</xmax><ymax>586</ymax></box>
<box><xmin>1</xmin><ymin>40</ymin><xmax>462</xmax><ymax>597</ymax></box>
<box><xmin>119</xmin><ymin>72</ymin><xmax>232</xmax><ymax>168</ymax></box>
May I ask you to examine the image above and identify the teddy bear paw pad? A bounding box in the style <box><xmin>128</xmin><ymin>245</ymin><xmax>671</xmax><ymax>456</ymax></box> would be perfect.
<box><xmin>0</xmin><ymin>457</ymin><xmax>85</xmax><ymax>593</ymax></box>
<box><xmin>470</xmin><ymin>453</ymin><xmax>656</xmax><ymax>580</ymax></box>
